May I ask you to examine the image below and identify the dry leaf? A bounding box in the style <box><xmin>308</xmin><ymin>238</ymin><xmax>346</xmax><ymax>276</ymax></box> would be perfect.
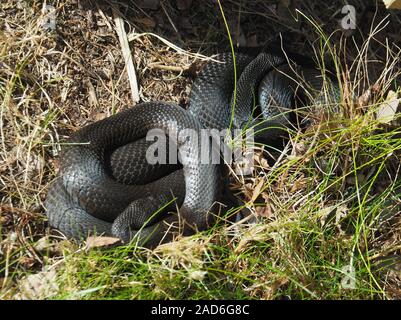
<box><xmin>358</xmin><ymin>83</ymin><xmax>382</xmax><ymax>109</ymax></box>
<box><xmin>293</xmin><ymin>142</ymin><xmax>306</xmax><ymax>156</ymax></box>
<box><xmin>335</xmin><ymin>205</ymin><xmax>348</xmax><ymax>233</ymax></box>
<box><xmin>376</xmin><ymin>90</ymin><xmax>400</xmax><ymax>124</ymax></box>
<box><xmin>85</xmin><ymin>236</ymin><xmax>122</xmax><ymax>250</ymax></box>
<box><xmin>188</xmin><ymin>270</ymin><xmax>207</xmax><ymax>281</ymax></box>
<box><xmin>84</xmin><ymin>78</ymin><xmax>98</xmax><ymax>108</ymax></box>
<box><xmin>137</xmin><ymin>17</ymin><xmax>156</xmax><ymax>28</ymax></box>
<box><xmin>358</xmin><ymin>87</ymin><xmax>372</xmax><ymax>108</ymax></box>
<box><xmin>260</xmin><ymin>157</ymin><xmax>269</xmax><ymax>169</ymax></box>
<box><xmin>255</xmin><ymin>203</ymin><xmax>272</xmax><ymax>218</ymax></box>
<box><xmin>251</xmin><ymin>179</ymin><xmax>265</xmax><ymax>203</ymax></box>
<box><xmin>34</xmin><ymin>236</ymin><xmax>56</xmax><ymax>253</ymax></box>
<box><xmin>290</xmin><ymin>178</ymin><xmax>306</xmax><ymax>193</ymax></box>
<box><xmin>93</xmin><ymin>112</ymin><xmax>107</xmax><ymax>122</ymax></box>
<box><xmin>319</xmin><ymin>206</ymin><xmax>335</xmax><ymax>227</ymax></box>
<box><xmin>18</xmin><ymin>256</ymin><xmax>36</xmax><ymax>269</ymax></box>
<box><xmin>254</xmin><ymin>191</ymin><xmax>272</xmax><ymax>218</ymax></box>
<box><xmin>17</xmin><ymin>269</ymin><xmax>59</xmax><ymax>299</ymax></box>
<box><xmin>383</xmin><ymin>0</ymin><xmax>401</xmax><ymax>9</ymax></box>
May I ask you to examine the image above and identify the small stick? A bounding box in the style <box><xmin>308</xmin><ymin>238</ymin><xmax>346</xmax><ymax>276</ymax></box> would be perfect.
<box><xmin>113</xmin><ymin>9</ymin><xmax>140</xmax><ymax>103</ymax></box>
<box><xmin>148</xmin><ymin>62</ymin><xmax>186</xmax><ymax>72</ymax></box>
<box><xmin>160</xmin><ymin>2</ymin><xmax>179</xmax><ymax>34</ymax></box>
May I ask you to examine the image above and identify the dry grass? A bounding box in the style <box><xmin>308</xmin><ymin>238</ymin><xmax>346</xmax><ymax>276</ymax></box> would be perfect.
<box><xmin>1</xmin><ymin>0</ymin><xmax>401</xmax><ymax>299</ymax></box>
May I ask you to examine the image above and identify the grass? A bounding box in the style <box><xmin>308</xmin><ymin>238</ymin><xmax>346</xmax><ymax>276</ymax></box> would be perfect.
<box><xmin>1</xmin><ymin>0</ymin><xmax>401</xmax><ymax>299</ymax></box>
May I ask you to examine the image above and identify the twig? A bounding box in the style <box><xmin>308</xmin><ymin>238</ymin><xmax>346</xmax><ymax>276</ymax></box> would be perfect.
<box><xmin>160</xmin><ymin>2</ymin><xmax>179</xmax><ymax>34</ymax></box>
<box><xmin>113</xmin><ymin>9</ymin><xmax>140</xmax><ymax>103</ymax></box>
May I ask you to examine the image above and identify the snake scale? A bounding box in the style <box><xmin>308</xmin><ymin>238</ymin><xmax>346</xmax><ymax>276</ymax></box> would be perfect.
<box><xmin>45</xmin><ymin>48</ymin><xmax>336</xmax><ymax>248</ymax></box>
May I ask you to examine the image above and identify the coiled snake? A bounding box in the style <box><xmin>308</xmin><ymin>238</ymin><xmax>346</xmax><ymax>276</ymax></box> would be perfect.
<box><xmin>45</xmin><ymin>49</ymin><xmax>338</xmax><ymax>248</ymax></box>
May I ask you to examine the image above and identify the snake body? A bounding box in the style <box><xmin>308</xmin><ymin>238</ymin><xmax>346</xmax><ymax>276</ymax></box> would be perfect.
<box><xmin>45</xmin><ymin>49</ymin><xmax>335</xmax><ymax>247</ymax></box>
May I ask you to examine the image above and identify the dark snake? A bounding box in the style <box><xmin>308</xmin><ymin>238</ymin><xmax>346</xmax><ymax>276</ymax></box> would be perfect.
<box><xmin>45</xmin><ymin>49</ymin><xmax>339</xmax><ymax>248</ymax></box>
